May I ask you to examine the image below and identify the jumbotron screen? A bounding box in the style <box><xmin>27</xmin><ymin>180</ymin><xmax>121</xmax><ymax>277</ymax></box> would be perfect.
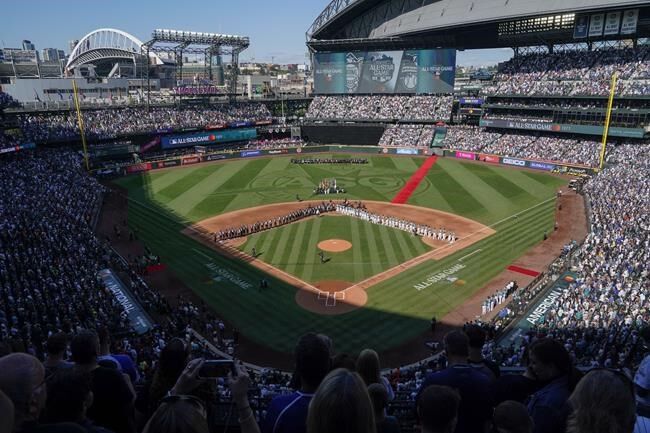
<box><xmin>313</xmin><ymin>49</ymin><xmax>456</xmax><ymax>95</ymax></box>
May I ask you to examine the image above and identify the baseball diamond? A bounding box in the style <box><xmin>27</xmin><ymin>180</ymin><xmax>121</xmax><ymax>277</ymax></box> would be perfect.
<box><xmin>115</xmin><ymin>152</ymin><xmax>571</xmax><ymax>360</ymax></box>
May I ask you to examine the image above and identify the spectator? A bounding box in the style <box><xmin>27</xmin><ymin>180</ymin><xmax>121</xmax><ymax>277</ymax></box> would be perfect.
<box><xmin>71</xmin><ymin>330</ymin><xmax>135</xmax><ymax>433</ymax></box>
<box><xmin>262</xmin><ymin>333</ymin><xmax>331</xmax><ymax>433</ymax></box>
<box><xmin>43</xmin><ymin>332</ymin><xmax>73</xmax><ymax>378</ymax></box>
<box><xmin>416</xmin><ymin>330</ymin><xmax>493</xmax><ymax>433</ymax></box>
<box><xmin>634</xmin><ymin>356</ymin><xmax>650</xmax><ymax>433</ymax></box>
<box><xmin>0</xmin><ymin>389</ymin><xmax>14</xmax><ymax>433</ymax></box>
<box><xmin>493</xmin><ymin>401</ymin><xmax>533</xmax><ymax>433</ymax></box>
<box><xmin>97</xmin><ymin>327</ymin><xmax>122</xmax><ymax>371</ymax></box>
<box><xmin>567</xmin><ymin>369</ymin><xmax>636</xmax><ymax>433</ymax></box>
<box><xmin>306</xmin><ymin>368</ymin><xmax>375</xmax><ymax>433</ymax></box>
<box><xmin>44</xmin><ymin>369</ymin><xmax>114</xmax><ymax>433</ymax></box>
<box><xmin>465</xmin><ymin>324</ymin><xmax>500</xmax><ymax>380</ymax></box>
<box><xmin>367</xmin><ymin>383</ymin><xmax>400</xmax><ymax>433</ymax></box>
<box><xmin>526</xmin><ymin>338</ymin><xmax>581</xmax><ymax>433</ymax></box>
<box><xmin>356</xmin><ymin>349</ymin><xmax>394</xmax><ymax>401</ymax></box>
<box><xmin>417</xmin><ymin>385</ymin><xmax>461</xmax><ymax>433</ymax></box>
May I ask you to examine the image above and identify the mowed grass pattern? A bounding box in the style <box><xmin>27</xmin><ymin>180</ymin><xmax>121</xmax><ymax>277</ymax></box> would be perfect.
<box><xmin>240</xmin><ymin>215</ymin><xmax>430</xmax><ymax>283</ymax></box>
<box><xmin>114</xmin><ymin>154</ymin><xmax>567</xmax><ymax>355</ymax></box>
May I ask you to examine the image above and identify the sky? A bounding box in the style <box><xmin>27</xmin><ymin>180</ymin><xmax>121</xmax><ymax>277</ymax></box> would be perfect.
<box><xmin>0</xmin><ymin>0</ymin><xmax>512</xmax><ymax>66</ymax></box>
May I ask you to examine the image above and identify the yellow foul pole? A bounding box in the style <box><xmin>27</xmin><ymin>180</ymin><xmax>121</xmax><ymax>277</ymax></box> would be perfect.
<box><xmin>72</xmin><ymin>80</ymin><xmax>90</xmax><ymax>171</ymax></box>
<box><xmin>599</xmin><ymin>71</ymin><xmax>618</xmax><ymax>170</ymax></box>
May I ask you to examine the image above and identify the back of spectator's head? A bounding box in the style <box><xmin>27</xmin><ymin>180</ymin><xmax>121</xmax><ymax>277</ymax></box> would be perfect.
<box><xmin>44</xmin><ymin>370</ymin><xmax>92</xmax><ymax>423</ymax></box>
<box><xmin>443</xmin><ymin>330</ymin><xmax>469</xmax><ymax>358</ymax></box>
<box><xmin>159</xmin><ymin>338</ymin><xmax>191</xmax><ymax>377</ymax></box>
<box><xmin>307</xmin><ymin>368</ymin><xmax>375</xmax><ymax>433</ymax></box>
<box><xmin>46</xmin><ymin>332</ymin><xmax>68</xmax><ymax>357</ymax></box>
<box><xmin>367</xmin><ymin>383</ymin><xmax>388</xmax><ymax>418</ymax></box>
<box><xmin>295</xmin><ymin>333</ymin><xmax>331</xmax><ymax>390</ymax></box>
<box><xmin>142</xmin><ymin>397</ymin><xmax>209</xmax><ymax>433</ymax></box>
<box><xmin>0</xmin><ymin>390</ymin><xmax>14</xmax><ymax>433</ymax></box>
<box><xmin>417</xmin><ymin>385</ymin><xmax>460</xmax><ymax>433</ymax></box>
<box><xmin>567</xmin><ymin>369</ymin><xmax>635</xmax><ymax>433</ymax></box>
<box><xmin>0</xmin><ymin>353</ymin><xmax>47</xmax><ymax>428</ymax></box>
<box><xmin>464</xmin><ymin>324</ymin><xmax>486</xmax><ymax>350</ymax></box>
<box><xmin>96</xmin><ymin>326</ymin><xmax>111</xmax><ymax>349</ymax></box>
<box><xmin>331</xmin><ymin>353</ymin><xmax>356</xmax><ymax>372</ymax></box>
<box><xmin>356</xmin><ymin>349</ymin><xmax>380</xmax><ymax>386</ymax></box>
<box><xmin>528</xmin><ymin>338</ymin><xmax>572</xmax><ymax>382</ymax></box>
<box><xmin>493</xmin><ymin>400</ymin><xmax>533</xmax><ymax>433</ymax></box>
<box><xmin>634</xmin><ymin>355</ymin><xmax>650</xmax><ymax>405</ymax></box>
<box><xmin>70</xmin><ymin>330</ymin><xmax>99</xmax><ymax>365</ymax></box>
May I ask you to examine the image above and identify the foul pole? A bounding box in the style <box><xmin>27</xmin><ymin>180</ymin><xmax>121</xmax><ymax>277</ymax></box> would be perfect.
<box><xmin>72</xmin><ymin>80</ymin><xmax>90</xmax><ymax>171</ymax></box>
<box><xmin>599</xmin><ymin>72</ymin><xmax>618</xmax><ymax>170</ymax></box>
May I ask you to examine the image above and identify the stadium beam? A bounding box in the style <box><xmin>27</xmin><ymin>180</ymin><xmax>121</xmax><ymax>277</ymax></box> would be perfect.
<box><xmin>142</xmin><ymin>29</ymin><xmax>250</xmax><ymax>105</ymax></box>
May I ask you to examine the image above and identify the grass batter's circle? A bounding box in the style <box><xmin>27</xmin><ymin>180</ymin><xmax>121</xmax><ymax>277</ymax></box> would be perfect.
<box><xmin>317</xmin><ymin>239</ymin><xmax>352</xmax><ymax>252</ymax></box>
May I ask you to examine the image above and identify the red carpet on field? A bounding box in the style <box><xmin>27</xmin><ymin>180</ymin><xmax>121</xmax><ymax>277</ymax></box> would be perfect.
<box><xmin>507</xmin><ymin>265</ymin><xmax>540</xmax><ymax>277</ymax></box>
<box><xmin>392</xmin><ymin>155</ymin><xmax>438</xmax><ymax>204</ymax></box>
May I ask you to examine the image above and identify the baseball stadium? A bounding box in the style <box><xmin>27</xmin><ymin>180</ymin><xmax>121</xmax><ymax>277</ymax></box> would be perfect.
<box><xmin>1</xmin><ymin>0</ymin><xmax>650</xmax><ymax>432</ymax></box>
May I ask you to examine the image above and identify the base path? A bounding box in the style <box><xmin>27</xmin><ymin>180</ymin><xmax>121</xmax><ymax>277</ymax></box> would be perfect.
<box><xmin>392</xmin><ymin>155</ymin><xmax>438</xmax><ymax>204</ymax></box>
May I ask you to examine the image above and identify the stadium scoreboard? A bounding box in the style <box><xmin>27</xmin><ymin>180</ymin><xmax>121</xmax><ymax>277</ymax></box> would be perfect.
<box><xmin>314</xmin><ymin>49</ymin><xmax>456</xmax><ymax>95</ymax></box>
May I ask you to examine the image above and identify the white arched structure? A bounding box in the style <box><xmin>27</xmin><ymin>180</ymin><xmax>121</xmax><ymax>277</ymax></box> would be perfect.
<box><xmin>66</xmin><ymin>28</ymin><xmax>162</xmax><ymax>72</ymax></box>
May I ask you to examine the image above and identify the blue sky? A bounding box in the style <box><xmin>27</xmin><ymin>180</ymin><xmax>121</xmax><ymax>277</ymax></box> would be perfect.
<box><xmin>0</xmin><ymin>0</ymin><xmax>512</xmax><ymax>66</ymax></box>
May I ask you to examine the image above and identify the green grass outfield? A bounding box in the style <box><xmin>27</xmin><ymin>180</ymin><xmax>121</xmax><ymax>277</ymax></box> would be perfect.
<box><xmin>240</xmin><ymin>215</ymin><xmax>431</xmax><ymax>284</ymax></box>
<box><xmin>114</xmin><ymin>154</ymin><xmax>566</xmax><ymax>356</ymax></box>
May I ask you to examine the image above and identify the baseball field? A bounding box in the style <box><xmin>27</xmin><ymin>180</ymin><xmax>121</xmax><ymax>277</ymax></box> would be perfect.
<box><xmin>114</xmin><ymin>153</ymin><xmax>566</xmax><ymax>358</ymax></box>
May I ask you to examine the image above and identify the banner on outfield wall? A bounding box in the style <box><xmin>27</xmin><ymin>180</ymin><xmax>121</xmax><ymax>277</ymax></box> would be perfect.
<box><xmin>396</xmin><ymin>148</ymin><xmax>419</xmax><ymax>155</ymax></box>
<box><xmin>0</xmin><ymin>142</ymin><xmax>36</xmax><ymax>154</ymax></box>
<box><xmin>161</xmin><ymin>128</ymin><xmax>257</xmax><ymax>149</ymax></box>
<box><xmin>479</xmin><ymin>118</ymin><xmax>645</xmax><ymax>138</ymax></box>
<box><xmin>447</xmin><ymin>150</ymin><xmax>595</xmax><ymax>175</ymax></box>
<box><xmin>98</xmin><ymin>269</ymin><xmax>154</xmax><ymax>335</ymax></box>
<box><xmin>126</xmin><ymin>163</ymin><xmax>152</xmax><ymax>174</ymax></box>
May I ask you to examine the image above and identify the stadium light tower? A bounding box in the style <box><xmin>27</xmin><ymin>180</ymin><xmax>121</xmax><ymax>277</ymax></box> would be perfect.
<box><xmin>143</xmin><ymin>29</ymin><xmax>250</xmax><ymax>105</ymax></box>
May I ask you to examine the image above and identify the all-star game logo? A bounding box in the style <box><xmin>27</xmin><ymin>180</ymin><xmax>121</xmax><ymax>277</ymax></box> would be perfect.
<box><xmin>345</xmin><ymin>52</ymin><xmax>362</xmax><ymax>94</ymax></box>
<box><xmin>400</xmin><ymin>52</ymin><xmax>418</xmax><ymax>90</ymax></box>
<box><xmin>368</xmin><ymin>53</ymin><xmax>395</xmax><ymax>83</ymax></box>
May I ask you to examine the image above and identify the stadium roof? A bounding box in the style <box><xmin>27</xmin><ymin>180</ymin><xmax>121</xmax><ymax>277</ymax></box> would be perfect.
<box><xmin>309</xmin><ymin>0</ymin><xmax>650</xmax><ymax>50</ymax></box>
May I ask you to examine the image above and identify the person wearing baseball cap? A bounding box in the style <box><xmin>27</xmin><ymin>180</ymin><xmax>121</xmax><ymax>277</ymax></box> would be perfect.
<box><xmin>635</xmin><ymin>356</ymin><xmax>650</xmax><ymax>433</ymax></box>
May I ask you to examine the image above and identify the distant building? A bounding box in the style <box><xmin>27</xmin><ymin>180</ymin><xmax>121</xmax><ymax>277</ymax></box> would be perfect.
<box><xmin>22</xmin><ymin>40</ymin><xmax>35</xmax><ymax>51</ymax></box>
<box><xmin>69</xmin><ymin>39</ymin><xmax>79</xmax><ymax>54</ymax></box>
<box><xmin>42</xmin><ymin>48</ymin><xmax>60</xmax><ymax>62</ymax></box>
<box><xmin>57</xmin><ymin>50</ymin><xmax>66</xmax><ymax>61</ymax></box>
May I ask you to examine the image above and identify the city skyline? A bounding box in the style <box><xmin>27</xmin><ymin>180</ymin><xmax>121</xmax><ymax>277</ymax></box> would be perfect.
<box><xmin>0</xmin><ymin>0</ymin><xmax>513</xmax><ymax>67</ymax></box>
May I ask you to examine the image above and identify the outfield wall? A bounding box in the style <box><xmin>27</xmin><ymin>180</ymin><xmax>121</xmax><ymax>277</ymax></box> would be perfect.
<box><xmin>118</xmin><ymin>145</ymin><xmax>430</xmax><ymax>175</ymax></box>
<box><xmin>443</xmin><ymin>149</ymin><xmax>598</xmax><ymax>176</ymax></box>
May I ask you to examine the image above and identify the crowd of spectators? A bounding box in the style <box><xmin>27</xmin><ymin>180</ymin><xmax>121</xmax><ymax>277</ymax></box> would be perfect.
<box><xmin>16</xmin><ymin>104</ymin><xmax>272</xmax><ymax>143</ymax></box>
<box><xmin>379</xmin><ymin>124</ymin><xmax>423</xmax><ymax>147</ymax></box>
<box><xmin>305</xmin><ymin>95</ymin><xmax>453</xmax><ymax>122</ymax></box>
<box><xmin>482</xmin><ymin>46</ymin><xmax>650</xmax><ymax>96</ymax></box>
<box><xmin>0</xmin><ymin>91</ymin><xmax>19</xmax><ymax>109</ymax></box>
<box><xmin>445</xmin><ymin>126</ymin><xmax>603</xmax><ymax>167</ymax></box>
<box><xmin>0</xmin><ymin>131</ymin><xmax>21</xmax><ymax>151</ymax></box>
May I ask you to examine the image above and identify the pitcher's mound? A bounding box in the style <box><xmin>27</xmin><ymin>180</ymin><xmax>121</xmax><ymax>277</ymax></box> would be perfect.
<box><xmin>318</xmin><ymin>239</ymin><xmax>352</xmax><ymax>252</ymax></box>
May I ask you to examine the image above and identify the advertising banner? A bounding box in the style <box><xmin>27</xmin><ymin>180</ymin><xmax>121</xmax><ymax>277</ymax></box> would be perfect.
<box><xmin>573</xmin><ymin>15</ymin><xmax>589</xmax><ymax>38</ymax></box>
<box><xmin>314</xmin><ymin>49</ymin><xmax>456</xmax><ymax>95</ymax></box>
<box><xmin>241</xmin><ymin>150</ymin><xmax>260</xmax><ymax>157</ymax></box>
<box><xmin>0</xmin><ymin>142</ymin><xmax>36</xmax><ymax>154</ymax></box>
<box><xmin>604</xmin><ymin>11</ymin><xmax>622</xmax><ymax>35</ymax></box>
<box><xmin>205</xmin><ymin>154</ymin><xmax>227</xmax><ymax>161</ymax></box>
<box><xmin>459</xmin><ymin>97</ymin><xmax>484</xmax><ymax>105</ymax></box>
<box><xmin>126</xmin><ymin>163</ymin><xmax>152</xmax><ymax>174</ymax></box>
<box><xmin>502</xmin><ymin>157</ymin><xmax>526</xmax><ymax>167</ymax></box>
<box><xmin>181</xmin><ymin>156</ymin><xmax>200</xmax><ymax>165</ymax></box>
<box><xmin>479</xmin><ymin>118</ymin><xmax>644</xmax><ymax>138</ymax></box>
<box><xmin>529</xmin><ymin>161</ymin><xmax>556</xmax><ymax>171</ymax></box>
<box><xmin>161</xmin><ymin>128</ymin><xmax>257</xmax><ymax>149</ymax></box>
<box><xmin>478</xmin><ymin>154</ymin><xmax>500</xmax><ymax>163</ymax></box>
<box><xmin>454</xmin><ymin>151</ymin><xmax>476</xmax><ymax>160</ymax></box>
<box><xmin>396</xmin><ymin>148</ymin><xmax>419</xmax><ymax>155</ymax></box>
<box><xmin>620</xmin><ymin>9</ymin><xmax>639</xmax><ymax>34</ymax></box>
<box><xmin>589</xmin><ymin>13</ymin><xmax>605</xmax><ymax>36</ymax></box>
<box><xmin>267</xmin><ymin>149</ymin><xmax>289</xmax><ymax>154</ymax></box>
<box><xmin>98</xmin><ymin>269</ymin><xmax>154</xmax><ymax>335</ymax></box>
<box><xmin>155</xmin><ymin>159</ymin><xmax>181</xmax><ymax>169</ymax></box>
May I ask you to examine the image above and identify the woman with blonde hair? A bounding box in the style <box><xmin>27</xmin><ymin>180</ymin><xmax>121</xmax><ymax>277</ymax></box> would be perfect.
<box><xmin>567</xmin><ymin>369</ymin><xmax>636</xmax><ymax>433</ymax></box>
<box><xmin>307</xmin><ymin>368</ymin><xmax>376</xmax><ymax>433</ymax></box>
<box><xmin>356</xmin><ymin>349</ymin><xmax>395</xmax><ymax>400</ymax></box>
